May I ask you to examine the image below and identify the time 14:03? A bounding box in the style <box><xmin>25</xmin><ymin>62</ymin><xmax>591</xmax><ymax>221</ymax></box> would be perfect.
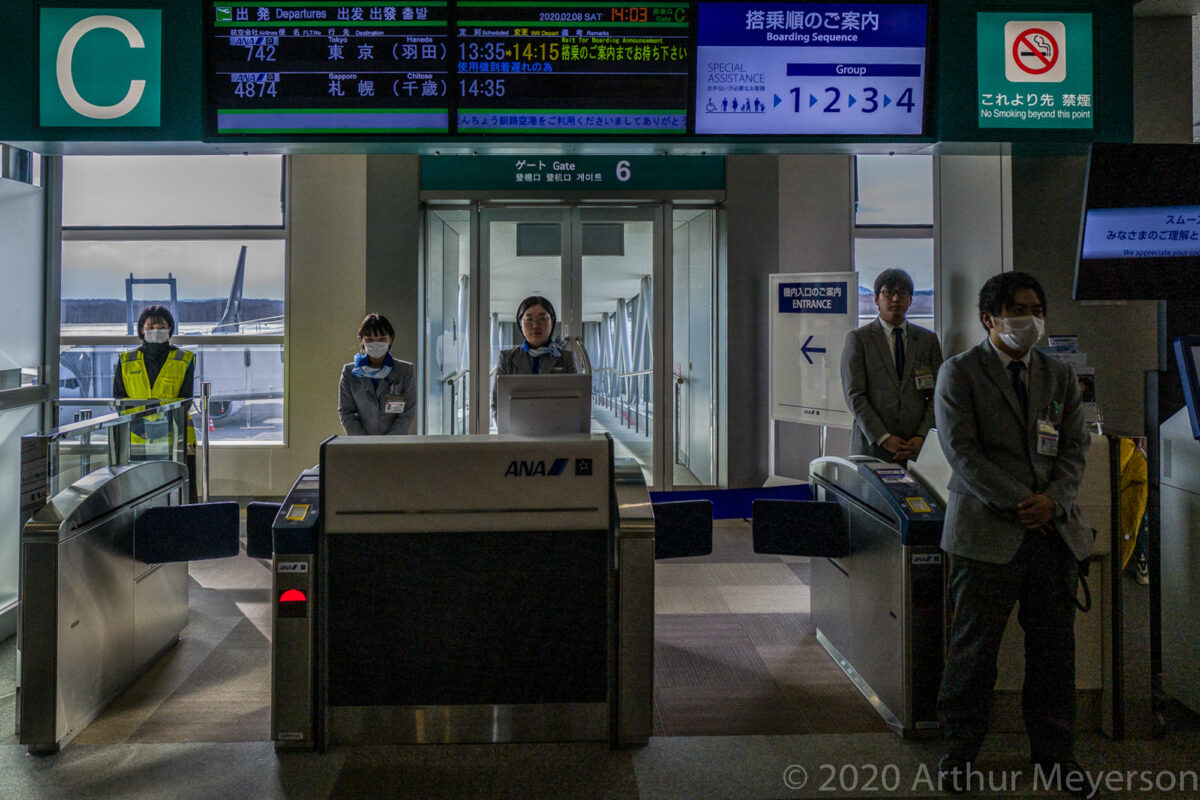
<box><xmin>459</xmin><ymin>78</ymin><xmax>506</xmax><ymax>97</ymax></box>
<box><xmin>611</xmin><ymin>6</ymin><xmax>648</xmax><ymax>22</ymax></box>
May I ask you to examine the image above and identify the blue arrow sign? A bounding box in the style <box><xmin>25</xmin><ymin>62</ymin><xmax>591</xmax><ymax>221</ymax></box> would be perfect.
<box><xmin>800</xmin><ymin>335</ymin><xmax>827</xmax><ymax>365</ymax></box>
<box><xmin>809</xmin><ymin>93</ymin><xmax>818</xmax><ymax>108</ymax></box>
<box><xmin>848</xmin><ymin>94</ymin><xmax>856</xmax><ymax>108</ymax></box>
<box><xmin>773</xmin><ymin>93</ymin><xmax>782</xmax><ymax>107</ymax></box>
<box><xmin>884</xmin><ymin>94</ymin><xmax>892</xmax><ymax>107</ymax></box>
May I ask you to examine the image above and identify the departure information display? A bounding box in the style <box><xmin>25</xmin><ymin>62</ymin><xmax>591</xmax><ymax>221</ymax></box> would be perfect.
<box><xmin>453</xmin><ymin>1</ymin><xmax>690</xmax><ymax>133</ymax></box>
<box><xmin>205</xmin><ymin>1</ymin><xmax>931</xmax><ymax>137</ymax></box>
<box><xmin>209</xmin><ymin>2</ymin><xmax>451</xmax><ymax>134</ymax></box>
<box><xmin>694</xmin><ymin>3</ymin><xmax>928</xmax><ymax>135</ymax></box>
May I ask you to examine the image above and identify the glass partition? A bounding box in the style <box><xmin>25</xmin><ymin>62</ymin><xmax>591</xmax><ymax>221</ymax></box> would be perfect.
<box><xmin>30</xmin><ymin>400</ymin><xmax>192</xmax><ymax>498</ymax></box>
<box><xmin>58</xmin><ymin>344</ymin><xmax>284</xmax><ymax>442</ymax></box>
<box><xmin>1</xmin><ymin>406</ymin><xmax>40</xmax><ymax>635</ymax></box>
<box><xmin>424</xmin><ymin>209</ymin><xmax>472</xmax><ymax>435</ymax></box>
<box><xmin>671</xmin><ymin>209</ymin><xmax>716</xmax><ymax>487</ymax></box>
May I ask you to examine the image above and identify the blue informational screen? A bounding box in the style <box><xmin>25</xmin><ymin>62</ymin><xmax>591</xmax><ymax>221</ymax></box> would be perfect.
<box><xmin>1081</xmin><ymin>207</ymin><xmax>1200</xmax><ymax>259</ymax></box>
<box><xmin>694</xmin><ymin>2</ymin><xmax>928</xmax><ymax>135</ymax></box>
<box><xmin>1174</xmin><ymin>336</ymin><xmax>1200</xmax><ymax>440</ymax></box>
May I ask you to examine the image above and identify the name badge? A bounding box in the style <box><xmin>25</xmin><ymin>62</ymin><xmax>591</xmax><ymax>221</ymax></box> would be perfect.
<box><xmin>914</xmin><ymin>369</ymin><xmax>935</xmax><ymax>391</ymax></box>
<box><xmin>385</xmin><ymin>396</ymin><xmax>406</xmax><ymax>414</ymax></box>
<box><xmin>1036</xmin><ymin>419</ymin><xmax>1059</xmax><ymax>457</ymax></box>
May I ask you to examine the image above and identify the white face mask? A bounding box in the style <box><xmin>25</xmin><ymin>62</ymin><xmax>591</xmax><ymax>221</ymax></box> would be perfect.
<box><xmin>143</xmin><ymin>328</ymin><xmax>170</xmax><ymax>344</ymax></box>
<box><xmin>992</xmin><ymin>315</ymin><xmax>1045</xmax><ymax>352</ymax></box>
<box><xmin>363</xmin><ymin>341</ymin><xmax>390</xmax><ymax>359</ymax></box>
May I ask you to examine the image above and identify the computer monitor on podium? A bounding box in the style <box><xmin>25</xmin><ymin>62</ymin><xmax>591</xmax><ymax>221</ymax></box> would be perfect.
<box><xmin>495</xmin><ymin>373</ymin><xmax>592</xmax><ymax>435</ymax></box>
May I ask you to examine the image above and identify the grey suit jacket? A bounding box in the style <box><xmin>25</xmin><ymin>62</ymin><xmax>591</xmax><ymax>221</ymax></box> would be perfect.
<box><xmin>934</xmin><ymin>338</ymin><xmax>1091</xmax><ymax>564</ymax></box>
<box><xmin>496</xmin><ymin>346</ymin><xmax>579</xmax><ymax>377</ymax></box>
<box><xmin>338</xmin><ymin>360</ymin><xmax>418</xmax><ymax>435</ymax></box>
<box><xmin>491</xmin><ymin>346</ymin><xmax>579</xmax><ymax>415</ymax></box>
<box><xmin>841</xmin><ymin>319</ymin><xmax>943</xmax><ymax>461</ymax></box>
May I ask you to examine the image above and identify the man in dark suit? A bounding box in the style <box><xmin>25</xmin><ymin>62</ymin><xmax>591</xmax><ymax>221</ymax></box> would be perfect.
<box><xmin>933</xmin><ymin>272</ymin><xmax>1091</xmax><ymax>795</ymax></box>
<box><xmin>841</xmin><ymin>268</ymin><xmax>943</xmax><ymax>463</ymax></box>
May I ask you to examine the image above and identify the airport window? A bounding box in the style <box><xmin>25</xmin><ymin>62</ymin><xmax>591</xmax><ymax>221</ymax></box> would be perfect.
<box><xmin>62</xmin><ymin>155</ymin><xmax>284</xmax><ymax>227</ymax></box>
<box><xmin>853</xmin><ymin>155</ymin><xmax>935</xmax><ymax>328</ymax></box>
<box><xmin>58</xmin><ymin>155</ymin><xmax>287</xmax><ymax>444</ymax></box>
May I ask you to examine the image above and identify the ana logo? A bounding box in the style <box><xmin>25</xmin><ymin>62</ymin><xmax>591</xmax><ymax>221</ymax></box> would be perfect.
<box><xmin>39</xmin><ymin>8</ymin><xmax>162</xmax><ymax>126</ymax></box>
<box><xmin>505</xmin><ymin>458</ymin><xmax>569</xmax><ymax>477</ymax></box>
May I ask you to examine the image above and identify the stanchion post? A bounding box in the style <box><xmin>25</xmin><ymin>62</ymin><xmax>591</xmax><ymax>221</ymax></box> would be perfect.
<box><xmin>201</xmin><ymin>381</ymin><xmax>211</xmax><ymax>503</ymax></box>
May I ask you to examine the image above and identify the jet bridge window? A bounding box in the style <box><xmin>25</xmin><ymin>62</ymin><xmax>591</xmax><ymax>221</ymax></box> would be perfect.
<box><xmin>852</xmin><ymin>155</ymin><xmax>936</xmax><ymax>331</ymax></box>
<box><xmin>58</xmin><ymin>155</ymin><xmax>287</xmax><ymax>444</ymax></box>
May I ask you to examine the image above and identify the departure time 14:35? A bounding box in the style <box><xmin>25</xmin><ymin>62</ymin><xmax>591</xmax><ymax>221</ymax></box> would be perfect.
<box><xmin>459</xmin><ymin>78</ymin><xmax>506</xmax><ymax>97</ymax></box>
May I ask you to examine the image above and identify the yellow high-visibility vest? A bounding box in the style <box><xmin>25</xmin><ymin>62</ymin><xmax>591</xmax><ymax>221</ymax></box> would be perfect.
<box><xmin>120</xmin><ymin>348</ymin><xmax>196</xmax><ymax>445</ymax></box>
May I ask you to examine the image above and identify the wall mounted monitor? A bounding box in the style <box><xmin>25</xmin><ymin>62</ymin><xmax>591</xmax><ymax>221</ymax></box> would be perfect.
<box><xmin>1075</xmin><ymin>143</ymin><xmax>1200</xmax><ymax>301</ymax></box>
<box><xmin>693</xmin><ymin>2</ymin><xmax>930</xmax><ymax>135</ymax></box>
<box><xmin>204</xmin><ymin>1</ymin><xmax>936</xmax><ymax>139</ymax></box>
<box><xmin>1174</xmin><ymin>336</ymin><xmax>1200</xmax><ymax>441</ymax></box>
<box><xmin>453</xmin><ymin>1</ymin><xmax>691</xmax><ymax>135</ymax></box>
<box><xmin>206</xmin><ymin>2</ymin><xmax>453</xmax><ymax>135</ymax></box>
<box><xmin>205</xmin><ymin>1</ymin><xmax>690</xmax><ymax>136</ymax></box>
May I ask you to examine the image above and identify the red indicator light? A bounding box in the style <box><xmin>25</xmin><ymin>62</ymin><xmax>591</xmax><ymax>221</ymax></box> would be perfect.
<box><xmin>279</xmin><ymin>589</ymin><xmax>307</xmax><ymax>603</ymax></box>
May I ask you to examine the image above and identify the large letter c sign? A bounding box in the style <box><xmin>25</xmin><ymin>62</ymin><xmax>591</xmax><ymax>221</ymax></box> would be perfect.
<box><xmin>56</xmin><ymin>15</ymin><xmax>146</xmax><ymax>120</ymax></box>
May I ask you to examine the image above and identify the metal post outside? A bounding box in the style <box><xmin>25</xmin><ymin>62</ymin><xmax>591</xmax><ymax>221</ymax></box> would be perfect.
<box><xmin>201</xmin><ymin>381</ymin><xmax>211</xmax><ymax>503</ymax></box>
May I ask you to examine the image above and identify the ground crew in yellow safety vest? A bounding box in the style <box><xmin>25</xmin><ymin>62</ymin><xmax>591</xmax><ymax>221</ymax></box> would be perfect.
<box><xmin>113</xmin><ymin>305</ymin><xmax>198</xmax><ymax>501</ymax></box>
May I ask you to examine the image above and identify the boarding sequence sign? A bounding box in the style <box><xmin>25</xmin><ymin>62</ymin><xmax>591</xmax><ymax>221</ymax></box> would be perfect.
<box><xmin>205</xmin><ymin>0</ymin><xmax>930</xmax><ymax>137</ymax></box>
<box><xmin>694</xmin><ymin>2</ymin><xmax>927</xmax><ymax>135</ymax></box>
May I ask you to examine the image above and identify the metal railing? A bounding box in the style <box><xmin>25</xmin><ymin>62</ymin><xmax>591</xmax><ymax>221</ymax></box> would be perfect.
<box><xmin>442</xmin><ymin>368</ymin><xmax>470</xmax><ymax>435</ymax></box>
<box><xmin>22</xmin><ymin>398</ymin><xmax>195</xmax><ymax>521</ymax></box>
<box><xmin>673</xmin><ymin>374</ymin><xmax>687</xmax><ymax>464</ymax></box>
<box><xmin>592</xmin><ymin>367</ymin><xmax>653</xmax><ymax>436</ymax></box>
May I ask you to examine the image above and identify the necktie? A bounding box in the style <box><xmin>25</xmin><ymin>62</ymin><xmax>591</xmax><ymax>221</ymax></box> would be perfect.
<box><xmin>1008</xmin><ymin>360</ymin><xmax>1028</xmax><ymax>418</ymax></box>
<box><xmin>893</xmin><ymin>327</ymin><xmax>905</xmax><ymax>381</ymax></box>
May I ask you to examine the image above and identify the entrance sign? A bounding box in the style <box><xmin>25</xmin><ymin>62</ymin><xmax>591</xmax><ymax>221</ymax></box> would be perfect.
<box><xmin>977</xmin><ymin>13</ymin><xmax>1092</xmax><ymax>129</ymax></box>
<box><xmin>694</xmin><ymin>3</ymin><xmax>929</xmax><ymax>136</ymax></box>
<box><xmin>39</xmin><ymin>8</ymin><xmax>162</xmax><ymax>127</ymax></box>
<box><xmin>770</xmin><ymin>272</ymin><xmax>856</xmax><ymax>428</ymax></box>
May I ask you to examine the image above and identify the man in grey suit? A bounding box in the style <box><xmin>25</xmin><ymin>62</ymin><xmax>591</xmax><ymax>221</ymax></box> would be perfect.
<box><xmin>841</xmin><ymin>268</ymin><xmax>943</xmax><ymax>463</ymax></box>
<box><xmin>933</xmin><ymin>272</ymin><xmax>1091</xmax><ymax>795</ymax></box>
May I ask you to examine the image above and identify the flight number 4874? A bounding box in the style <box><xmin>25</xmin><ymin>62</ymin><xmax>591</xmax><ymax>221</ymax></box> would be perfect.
<box><xmin>790</xmin><ymin>86</ymin><xmax>915</xmax><ymax>113</ymax></box>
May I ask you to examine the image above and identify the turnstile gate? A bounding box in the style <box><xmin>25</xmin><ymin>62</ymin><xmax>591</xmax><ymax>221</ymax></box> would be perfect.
<box><xmin>269</xmin><ymin>434</ymin><xmax>654</xmax><ymax>750</ymax></box>
<box><xmin>808</xmin><ymin>456</ymin><xmax>946</xmax><ymax>738</ymax></box>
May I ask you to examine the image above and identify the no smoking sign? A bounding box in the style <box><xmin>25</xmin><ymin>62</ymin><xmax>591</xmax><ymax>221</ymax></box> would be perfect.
<box><xmin>1004</xmin><ymin>20</ymin><xmax>1066</xmax><ymax>82</ymax></box>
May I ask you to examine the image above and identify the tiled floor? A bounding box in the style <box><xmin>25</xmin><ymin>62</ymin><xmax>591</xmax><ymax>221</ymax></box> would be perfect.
<box><xmin>650</xmin><ymin>522</ymin><xmax>887</xmax><ymax>738</ymax></box>
<box><xmin>4</xmin><ymin>519</ymin><xmax>1198</xmax><ymax>798</ymax></box>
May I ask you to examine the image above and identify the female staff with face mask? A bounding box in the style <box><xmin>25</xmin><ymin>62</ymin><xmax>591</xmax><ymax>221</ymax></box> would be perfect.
<box><xmin>338</xmin><ymin>313</ymin><xmax>418</xmax><ymax>435</ymax></box>
<box><xmin>113</xmin><ymin>304</ymin><xmax>198</xmax><ymax>501</ymax></box>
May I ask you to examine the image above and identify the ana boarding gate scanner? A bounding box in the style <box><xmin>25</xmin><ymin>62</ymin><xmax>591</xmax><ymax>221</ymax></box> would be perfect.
<box><xmin>266</xmin><ymin>434</ymin><xmax>655</xmax><ymax>749</ymax></box>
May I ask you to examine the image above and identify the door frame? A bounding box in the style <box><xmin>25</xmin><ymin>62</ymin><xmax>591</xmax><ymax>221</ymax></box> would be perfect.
<box><xmin>472</xmin><ymin>204</ymin><xmax>672</xmax><ymax>489</ymax></box>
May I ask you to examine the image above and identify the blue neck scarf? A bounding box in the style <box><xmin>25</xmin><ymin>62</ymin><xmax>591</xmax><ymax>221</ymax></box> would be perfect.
<box><xmin>522</xmin><ymin>339</ymin><xmax>562</xmax><ymax>375</ymax></box>
<box><xmin>522</xmin><ymin>339</ymin><xmax>562</xmax><ymax>359</ymax></box>
<box><xmin>352</xmin><ymin>352</ymin><xmax>393</xmax><ymax>384</ymax></box>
